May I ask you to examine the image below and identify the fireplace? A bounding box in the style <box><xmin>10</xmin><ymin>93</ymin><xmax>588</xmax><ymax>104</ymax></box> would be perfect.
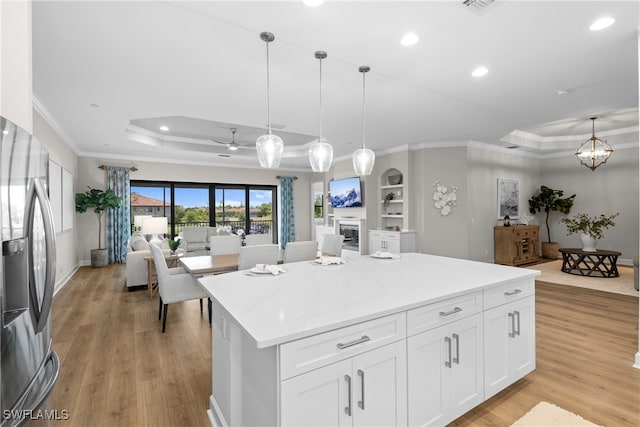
<box><xmin>336</xmin><ymin>219</ymin><xmax>364</xmax><ymax>253</ymax></box>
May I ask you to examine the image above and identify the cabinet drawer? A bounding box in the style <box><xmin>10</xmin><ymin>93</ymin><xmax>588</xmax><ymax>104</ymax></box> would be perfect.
<box><xmin>370</xmin><ymin>231</ymin><xmax>400</xmax><ymax>241</ymax></box>
<box><xmin>483</xmin><ymin>279</ymin><xmax>534</xmax><ymax>310</ymax></box>
<box><xmin>513</xmin><ymin>227</ymin><xmax>538</xmax><ymax>239</ymax></box>
<box><xmin>279</xmin><ymin>312</ymin><xmax>406</xmax><ymax>380</ymax></box>
<box><xmin>406</xmin><ymin>292</ymin><xmax>482</xmax><ymax>337</ymax></box>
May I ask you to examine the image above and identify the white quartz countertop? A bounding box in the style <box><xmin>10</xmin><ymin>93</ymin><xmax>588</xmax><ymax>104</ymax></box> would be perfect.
<box><xmin>198</xmin><ymin>253</ymin><xmax>540</xmax><ymax>348</ymax></box>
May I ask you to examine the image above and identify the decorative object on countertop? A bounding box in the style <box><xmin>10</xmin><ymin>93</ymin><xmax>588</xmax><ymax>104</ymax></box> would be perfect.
<box><xmin>560</xmin><ymin>212</ymin><xmax>619</xmax><ymax>252</ymax></box>
<box><xmin>528</xmin><ymin>185</ymin><xmax>575</xmax><ymax>258</ymax></box>
<box><xmin>519</xmin><ymin>212</ymin><xmax>533</xmax><ymax>225</ymax></box>
<box><xmin>503</xmin><ymin>215</ymin><xmax>511</xmax><ymax>226</ymax></box>
<box><xmin>432</xmin><ymin>181</ymin><xmax>458</xmax><ymax>216</ymax></box>
<box><xmin>314</xmin><ymin>256</ymin><xmax>346</xmax><ymax>265</ymax></box>
<box><xmin>387</xmin><ymin>174</ymin><xmax>402</xmax><ymax>185</ymax></box>
<box><xmin>75</xmin><ymin>187</ymin><xmax>123</xmax><ymax>267</ymax></box>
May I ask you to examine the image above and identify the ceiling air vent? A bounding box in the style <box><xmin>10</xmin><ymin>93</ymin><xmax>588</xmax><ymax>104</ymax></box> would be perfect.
<box><xmin>462</xmin><ymin>0</ymin><xmax>496</xmax><ymax>14</ymax></box>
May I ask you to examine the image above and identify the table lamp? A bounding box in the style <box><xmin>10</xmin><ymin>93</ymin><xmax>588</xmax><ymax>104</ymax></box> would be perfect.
<box><xmin>133</xmin><ymin>215</ymin><xmax>152</xmax><ymax>232</ymax></box>
<box><xmin>142</xmin><ymin>216</ymin><xmax>168</xmax><ymax>246</ymax></box>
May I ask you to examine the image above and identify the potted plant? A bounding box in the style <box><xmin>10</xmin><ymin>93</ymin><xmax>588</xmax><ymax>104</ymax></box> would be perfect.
<box><xmin>76</xmin><ymin>187</ymin><xmax>123</xmax><ymax>267</ymax></box>
<box><xmin>528</xmin><ymin>185</ymin><xmax>576</xmax><ymax>258</ymax></box>
<box><xmin>560</xmin><ymin>212</ymin><xmax>619</xmax><ymax>252</ymax></box>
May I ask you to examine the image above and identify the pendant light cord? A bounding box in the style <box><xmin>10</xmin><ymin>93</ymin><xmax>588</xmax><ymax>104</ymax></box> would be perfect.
<box><xmin>319</xmin><ymin>57</ymin><xmax>323</xmax><ymax>141</ymax></box>
<box><xmin>266</xmin><ymin>39</ymin><xmax>272</xmax><ymax>135</ymax></box>
<box><xmin>361</xmin><ymin>70</ymin><xmax>366</xmax><ymax>149</ymax></box>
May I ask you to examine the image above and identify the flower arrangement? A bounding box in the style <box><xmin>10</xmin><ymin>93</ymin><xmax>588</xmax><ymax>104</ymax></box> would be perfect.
<box><xmin>167</xmin><ymin>235</ymin><xmax>182</xmax><ymax>253</ymax></box>
<box><xmin>216</xmin><ymin>225</ymin><xmax>232</xmax><ymax>235</ymax></box>
<box><xmin>383</xmin><ymin>192</ymin><xmax>394</xmax><ymax>208</ymax></box>
<box><xmin>559</xmin><ymin>212</ymin><xmax>619</xmax><ymax>240</ymax></box>
<box><xmin>432</xmin><ymin>181</ymin><xmax>457</xmax><ymax>216</ymax></box>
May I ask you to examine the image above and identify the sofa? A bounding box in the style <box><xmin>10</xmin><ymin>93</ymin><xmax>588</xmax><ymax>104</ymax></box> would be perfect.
<box><xmin>125</xmin><ymin>232</ymin><xmax>170</xmax><ymax>288</ymax></box>
<box><xmin>180</xmin><ymin>226</ymin><xmax>226</xmax><ymax>255</ymax></box>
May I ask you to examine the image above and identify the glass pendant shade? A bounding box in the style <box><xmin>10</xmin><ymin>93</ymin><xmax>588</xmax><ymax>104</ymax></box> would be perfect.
<box><xmin>353</xmin><ymin>147</ymin><xmax>375</xmax><ymax>176</ymax></box>
<box><xmin>309</xmin><ymin>50</ymin><xmax>333</xmax><ymax>172</ymax></box>
<box><xmin>575</xmin><ymin>118</ymin><xmax>613</xmax><ymax>171</ymax></box>
<box><xmin>256</xmin><ymin>133</ymin><xmax>284</xmax><ymax>168</ymax></box>
<box><xmin>309</xmin><ymin>138</ymin><xmax>333</xmax><ymax>172</ymax></box>
<box><xmin>257</xmin><ymin>31</ymin><xmax>284</xmax><ymax>169</ymax></box>
<box><xmin>353</xmin><ymin>65</ymin><xmax>375</xmax><ymax>176</ymax></box>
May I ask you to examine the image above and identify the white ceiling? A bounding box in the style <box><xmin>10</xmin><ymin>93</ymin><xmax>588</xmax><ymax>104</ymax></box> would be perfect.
<box><xmin>32</xmin><ymin>0</ymin><xmax>639</xmax><ymax>171</ymax></box>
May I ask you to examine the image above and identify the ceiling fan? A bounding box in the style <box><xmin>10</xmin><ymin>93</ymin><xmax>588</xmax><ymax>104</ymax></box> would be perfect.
<box><xmin>209</xmin><ymin>128</ymin><xmax>243</xmax><ymax>151</ymax></box>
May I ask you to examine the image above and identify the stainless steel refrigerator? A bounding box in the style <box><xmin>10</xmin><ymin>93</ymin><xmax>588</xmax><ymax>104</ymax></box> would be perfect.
<box><xmin>1</xmin><ymin>116</ymin><xmax>59</xmax><ymax>426</ymax></box>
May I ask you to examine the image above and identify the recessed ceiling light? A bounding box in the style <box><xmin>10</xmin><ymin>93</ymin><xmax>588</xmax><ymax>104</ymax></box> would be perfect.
<box><xmin>472</xmin><ymin>66</ymin><xmax>489</xmax><ymax>77</ymax></box>
<box><xmin>400</xmin><ymin>33</ymin><xmax>419</xmax><ymax>46</ymax></box>
<box><xmin>2</xmin><ymin>130</ymin><xmax>9</xmax><ymax>135</ymax></box>
<box><xmin>89</xmin><ymin>103</ymin><xmax>99</xmax><ymax>108</ymax></box>
<box><xmin>303</xmin><ymin>0</ymin><xmax>324</xmax><ymax>7</ymax></box>
<box><xmin>556</xmin><ymin>89</ymin><xmax>570</xmax><ymax>96</ymax></box>
<box><xmin>159</xmin><ymin>125</ymin><xmax>169</xmax><ymax>132</ymax></box>
<box><xmin>589</xmin><ymin>17</ymin><xmax>615</xmax><ymax>31</ymax></box>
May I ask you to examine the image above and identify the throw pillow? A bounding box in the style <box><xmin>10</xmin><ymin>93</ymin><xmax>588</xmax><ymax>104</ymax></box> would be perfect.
<box><xmin>131</xmin><ymin>235</ymin><xmax>150</xmax><ymax>252</ymax></box>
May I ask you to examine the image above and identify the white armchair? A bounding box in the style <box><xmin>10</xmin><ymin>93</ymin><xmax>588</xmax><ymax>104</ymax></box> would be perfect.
<box><xmin>320</xmin><ymin>234</ymin><xmax>345</xmax><ymax>257</ymax></box>
<box><xmin>126</xmin><ymin>232</ymin><xmax>169</xmax><ymax>289</ymax></box>
<box><xmin>237</xmin><ymin>244</ymin><xmax>279</xmax><ymax>271</ymax></box>
<box><xmin>283</xmin><ymin>241</ymin><xmax>318</xmax><ymax>263</ymax></box>
<box><xmin>209</xmin><ymin>234</ymin><xmax>242</xmax><ymax>255</ymax></box>
<box><xmin>244</xmin><ymin>233</ymin><xmax>273</xmax><ymax>246</ymax></box>
<box><xmin>149</xmin><ymin>243</ymin><xmax>209</xmax><ymax>333</ymax></box>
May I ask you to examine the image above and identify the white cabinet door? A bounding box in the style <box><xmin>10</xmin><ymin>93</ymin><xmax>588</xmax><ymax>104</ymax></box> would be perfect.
<box><xmin>281</xmin><ymin>341</ymin><xmax>406</xmax><ymax>427</ymax></box>
<box><xmin>281</xmin><ymin>358</ymin><xmax>352</xmax><ymax>427</ymax></box>
<box><xmin>353</xmin><ymin>340</ymin><xmax>407</xmax><ymax>426</ymax></box>
<box><xmin>407</xmin><ymin>313</ymin><xmax>483</xmax><ymax>426</ymax></box>
<box><xmin>448</xmin><ymin>314</ymin><xmax>484</xmax><ymax>421</ymax></box>
<box><xmin>369</xmin><ymin>236</ymin><xmax>384</xmax><ymax>254</ymax></box>
<box><xmin>484</xmin><ymin>295</ymin><xmax>535</xmax><ymax>399</ymax></box>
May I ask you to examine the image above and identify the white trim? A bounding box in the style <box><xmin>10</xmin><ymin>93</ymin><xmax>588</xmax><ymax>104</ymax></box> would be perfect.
<box><xmin>32</xmin><ymin>94</ymin><xmax>81</xmax><ymax>154</ymax></box>
<box><xmin>53</xmin><ymin>264</ymin><xmax>80</xmax><ymax>297</ymax></box>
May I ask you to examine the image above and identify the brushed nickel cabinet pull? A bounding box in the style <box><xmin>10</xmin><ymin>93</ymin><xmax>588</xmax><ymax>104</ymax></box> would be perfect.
<box><xmin>439</xmin><ymin>307</ymin><xmax>462</xmax><ymax>317</ymax></box>
<box><xmin>337</xmin><ymin>335</ymin><xmax>371</xmax><ymax>350</ymax></box>
<box><xmin>504</xmin><ymin>289</ymin><xmax>522</xmax><ymax>297</ymax></box>
<box><xmin>508</xmin><ymin>312</ymin><xmax>516</xmax><ymax>338</ymax></box>
<box><xmin>445</xmin><ymin>336</ymin><xmax>452</xmax><ymax>368</ymax></box>
<box><xmin>344</xmin><ymin>374</ymin><xmax>352</xmax><ymax>416</ymax></box>
<box><xmin>452</xmin><ymin>333</ymin><xmax>460</xmax><ymax>364</ymax></box>
<box><xmin>514</xmin><ymin>310</ymin><xmax>521</xmax><ymax>336</ymax></box>
<box><xmin>357</xmin><ymin>369</ymin><xmax>365</xmax><ymax>410</ymax></box>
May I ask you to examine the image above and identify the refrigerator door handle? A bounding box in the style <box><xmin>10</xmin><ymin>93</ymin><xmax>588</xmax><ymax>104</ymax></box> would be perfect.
<box><xmin>25</xmin><ymin>178</ymin><xmax>57</xmax><ymax>333</ymax></box>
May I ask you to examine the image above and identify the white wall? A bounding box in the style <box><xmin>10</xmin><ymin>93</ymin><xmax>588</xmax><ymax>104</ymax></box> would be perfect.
<box><xmin>0</xmin><ymin>0</ymin><xmax>32</xmax><ymax>132</ymax></box>
<box><xmin>74</xmin><ymin>157</ymin><xmax>313</xmax><ymax>262</ymax></box>
<box><xmin>33</xmin><ymin>110</ymin><xmax>79</xmax><ymax>292</ymax></box>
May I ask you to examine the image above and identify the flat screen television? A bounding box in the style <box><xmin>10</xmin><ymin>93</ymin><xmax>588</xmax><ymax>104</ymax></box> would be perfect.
<box><xmin>329</xmin><ymin>177</ymin><xmax>362</xmax><ymax>208</ymax></box>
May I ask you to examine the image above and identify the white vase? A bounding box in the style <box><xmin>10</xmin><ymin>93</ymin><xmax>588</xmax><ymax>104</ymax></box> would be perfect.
<box><xmin>580</xmin><ymin>233</ymin><xmax>598</xmax><ymax>252</ymax></box>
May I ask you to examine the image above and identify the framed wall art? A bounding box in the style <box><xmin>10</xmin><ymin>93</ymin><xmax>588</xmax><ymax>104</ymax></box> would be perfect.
<box><xmin>497</xmin><ymin>178</ymin><xmax>519</xmax><ymax>219</ymax></box>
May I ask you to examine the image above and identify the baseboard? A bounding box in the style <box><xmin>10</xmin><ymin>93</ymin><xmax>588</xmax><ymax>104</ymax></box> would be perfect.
<box><xmin>53</xmin><ymin>264</ymin><xmax>80</xmax><ymax>297</ymax></box>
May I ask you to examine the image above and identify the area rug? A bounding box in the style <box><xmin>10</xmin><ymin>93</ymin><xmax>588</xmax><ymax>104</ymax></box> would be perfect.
<box><xmin>511</xmin><ymin>401</ymin><xmax>602</xmax><ymax>427</ymax></box>
<box><xmin>525</xmin><ymin>260</ymin><xmax>637</xmax><ymax>297</ymax></box>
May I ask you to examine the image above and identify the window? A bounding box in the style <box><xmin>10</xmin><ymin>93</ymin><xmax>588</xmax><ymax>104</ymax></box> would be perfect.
<box><xmin>130</xmin><ymin>181</ymin><xmax>278</xmax><ymax>241</ymax></box>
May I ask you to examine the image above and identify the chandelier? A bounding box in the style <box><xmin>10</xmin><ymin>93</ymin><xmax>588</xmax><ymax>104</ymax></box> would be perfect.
<box><xmin>575</xmin><ymin>117</ymin><xmax>613</xmax><ymax>171</ymax></box>
<box><xmin>256</xmin><ymin>32</ymin><xmax>284</xmax><ymax>169</ymax></box>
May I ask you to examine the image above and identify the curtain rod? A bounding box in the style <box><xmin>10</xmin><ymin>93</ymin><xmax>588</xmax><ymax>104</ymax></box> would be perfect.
<box><xmin>276</xmin><ymin>175</ymin><xmax>297</xmax><ymax>180</ymax></box>
<box><xmin>98</xmin><ymin>165</ymin><xmax>138</xmax><ymax>172</ymax></box>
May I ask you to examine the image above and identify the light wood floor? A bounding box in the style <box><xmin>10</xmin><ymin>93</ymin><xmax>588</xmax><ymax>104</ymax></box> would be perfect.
<box><xmin>32</xmin><ymin>264</ymin><xmax>639</xmax><ymax>426</ymax></box>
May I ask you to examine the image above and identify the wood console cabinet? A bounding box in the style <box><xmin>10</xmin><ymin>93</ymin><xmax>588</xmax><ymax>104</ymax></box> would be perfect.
<box><xmin>494</xmin><ymin>225</ymin><xmax>539</xmax><ymax>266</ymax></box>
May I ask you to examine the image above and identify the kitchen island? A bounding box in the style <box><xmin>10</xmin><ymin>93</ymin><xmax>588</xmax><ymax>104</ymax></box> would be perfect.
<box><xmin>198</xmin><ymin>252</ymin><xmax>540</xmax><ymax>426</ymax></box>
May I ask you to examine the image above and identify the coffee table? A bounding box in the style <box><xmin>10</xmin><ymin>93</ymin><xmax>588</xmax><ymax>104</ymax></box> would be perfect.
<box><xmin>559</xmin><ymin>248</ymin><xmax>621</xmax><ymax>278</ymax></box>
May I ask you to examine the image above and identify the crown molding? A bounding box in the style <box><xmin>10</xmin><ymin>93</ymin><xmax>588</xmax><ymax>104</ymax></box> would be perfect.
<box><xmin>32</xmin><ymin>94</ymin><xmax>80</xmax><ymax>155</ymax></box>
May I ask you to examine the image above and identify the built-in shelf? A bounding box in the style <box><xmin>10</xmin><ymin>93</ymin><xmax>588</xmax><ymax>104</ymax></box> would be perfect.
<box><xmin>381</xmin><ymin>169</ymin><xmax>405</xmax><ymax>230</ymax></box>
<box><xmin>381</xmin><ymin>214</ymin><xmax>404</xmax><ymax>218</ymax></box>
<box><xmin>381</xmin><ymin>184</ymin><xmax>403</xmax><ymax>190</ymax></box>
<box><xmin>380</xmin><ymin>200</ymin><xmax>404</xmax><ymax>204</ymax></box>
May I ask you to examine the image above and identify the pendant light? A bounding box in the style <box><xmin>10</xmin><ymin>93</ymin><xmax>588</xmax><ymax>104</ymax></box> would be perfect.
<box><xmin>256</xmin><ymin>32</ymin><xmax>283</xmax><ymax>168</ymax></box>
<box><xmin>308</xmin><ymin>50</ymin><xmax>333</xmax><ymax>172</ymax></box>
<box><xmin>575</xmin><ymin>117</ymin><xmax>613</xmax><ymax>171</ymax></box>
<box><xmin>353</xmin><ymin>65</ymin><xmax>375</xmax><ymax>176</ymax></box>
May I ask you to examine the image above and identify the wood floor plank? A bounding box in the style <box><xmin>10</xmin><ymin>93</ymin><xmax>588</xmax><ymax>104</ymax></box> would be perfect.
<box><xmin>29</xmin><ymin>266</ymin><xmax>639</xmax><ymax>426</ymax></box>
